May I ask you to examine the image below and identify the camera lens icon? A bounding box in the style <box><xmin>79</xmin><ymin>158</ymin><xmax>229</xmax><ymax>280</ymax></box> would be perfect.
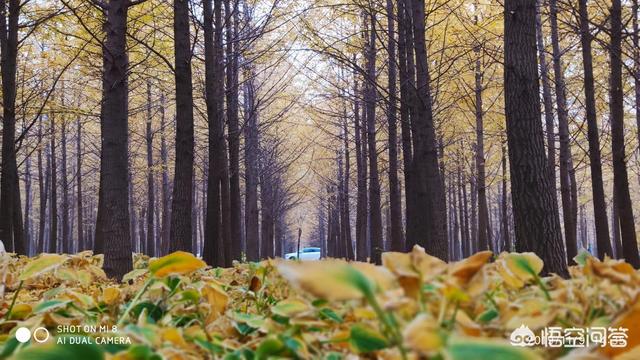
<box><xmin>15</xmin><ymin>326</ymin><xmax>50</xmax><ymax>343</ymax></box>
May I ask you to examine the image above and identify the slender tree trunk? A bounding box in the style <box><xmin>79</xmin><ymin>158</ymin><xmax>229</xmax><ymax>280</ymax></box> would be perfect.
<box><xmin>244</xmin><ymin>65</ymin><xmax>260</xmax><ymax>261</ymax></box>
<box><xmin>146</xmin><ymin>81</ymin><xmax>156</xmax><ymax>256</ymax></box>
<box><xmin>24</xmin><ymin>156</ymin><xmax>32</xmax><ymax>254</ymax></box>
<box><xmin>341</xmin><ymin>114</ymin><xmax>354</xmax><ymax>259</ymax></box>
<box><xmin>160</xmin><ymin>95</ymin><xmax>170</xmax><ymax>255</ymax></box>
<box><xmin>474</xmin><ymin>38</ymin><xmax>490</xmax><ymax>251</ymax></box>
<box><xmin>61</xmin><ymin>101</ymin><xmax>70</xmax><ymax>253</ymax></box>
<box><xmin>0</xmin><ymin>0</ymin><xmax>24</xmax><ymax>254</ymax></box>
<box><xmin>386</xmin><ymin>0</ymin><xmax>402</xmax><ymax>252</ymax></box>
<box><xmin>225</xmin><ymin>0</ymin><xmax>242</xmax><ymax>262</ymax></box>
<box><xmin>633</xmin><ymin>0</ymin><xmax>640</xmax><ymax>168</ymax></box>
<box><xmin>76</xmin><ymin>116</ymin><xmax>84</xmax><ymax>251</ymax></box>
<box><xmin>409</xmin><ymin>0</ymin><xmax>448</xmax><ymax>259</ymax></box>
<box><xmin>611</xmin><ymin>189</ymin><xmax>623</xmax><ymax>258</ymax></box>
<box><xmin>260</xmin><ymin>170</ymin><xmax>274</xmax><ymax>259</ymax></box>
<box><xmin>170</xmin><ymin>0</ymin><xmax>195</xmax><ymax>252</ymax></box>
<box><xmin>549</xmin><ymin>0</ymin><xmax>577</xmax><ymax>264</ymax></box>
<box><xmin>94</xmin><ymin>0</ymin><xmax>133</xmax><ymax>279</ymax></box>
<box><xmin>609</xmin><ymin>0</ymin><xmax>640</xmax><ymax>267</ymax></box>
<box><xmin>501</xmin><ymin>139</ymin><xmax>510</xmax><ymax>252</ymax></box>
<box><xmin>38</xmin><ymin>117</ymin><xmax>48</xmax><ymax>253</ymax></box>
<box><xmin>50</xmin><ymin>105</ymin><xmax>58</xmax><ymax>253</ymax></box>
<box><xmin>354</xmin><ymin>79</ymin><xmax>368</xmax><ymax>261</ymax></box>
<box><xmin>504</xmin><ymin>0</ymin><xmax>567</xmax><ymax>275</ymax></box>
<box><xmin>364</xmin><ymin>10</ymin><xmax>384</xmax><ymax>264</ymax></box>
<box><xmin>535</xmin><ymin>0</ymin><xmax>557</xmax><ymax>182</ymax></box>
<box><xmin>577</xmin><ymin>0</ymin><xmax>611</xmax><ymax>259</ymax></box>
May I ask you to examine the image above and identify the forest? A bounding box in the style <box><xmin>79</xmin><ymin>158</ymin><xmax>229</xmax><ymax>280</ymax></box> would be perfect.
<box><xmin>1</xmin><ymin>0</ymin><xmax>640</xmax><ymax>358</ymax></box>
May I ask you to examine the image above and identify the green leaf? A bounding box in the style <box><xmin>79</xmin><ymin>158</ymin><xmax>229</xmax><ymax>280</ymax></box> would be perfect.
<box><xmin>573</xmin><ymin>249</ymin><xmax>592</xmax><ymax>267</ymax></box>
<box><xmin>445</xmin><ymin>337</ymin><xmax>542</xmax><ymax>360</ymax></box>
<box><xmin>0</xmin><ymin>337</ymin><xmax>19</xmax><ymax>358</ymax></box>
<box><xmin>255</xmin><ymin>336</ymin><xmax>286</xmax><ymax>360</ymax></box>
<box><xmin>12</xmin><ymin>336</ymin><xmax>104</xmax><ymax>360</ymax></box>
<box><xmin>33</xmin><ymin>300</ymin><xmax>70</xmax><ymax>314</ymax></box>
<box><xmin>195</xmin><ymin>338</ymin><xmax>225</xmax><ymax>355</ymax></box>
<box><xmin>130</xmin><ymin>301</ymin><xmax>163</xmax><ymax>321</ymax></box>
<box><xmin>349</xmin><ymin>324</ymin><xmax>389</xmax><ymax>353</ymax></box>
<box><xmin>476</xmin><ymin>308</ymin><xmax>499</xmax><ymax>324</ymax></box>
<box><xmin>319</xmin><ymin>308</ymin><xmax>343</xmax><ymax>323</ymax></box>
<box><xmin>19</xmin><ymin>254</ymin><xmax>66</xmax><ymax>281</ymax></box>
<box><xmin>271</xmin><ymin>299</ymin><xmax>309</xmax><ymax>318</ymax></box>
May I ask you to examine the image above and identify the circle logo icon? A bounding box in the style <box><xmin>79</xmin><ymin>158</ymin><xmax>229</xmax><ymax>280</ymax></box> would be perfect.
<box><xmin>33</xmin><ymin>327</ymin><xmax>50</xmax><ymax>343</ymax></box>
<box><xmin>15</xmin><ymin>327</ymin><xmax>31</xmax><ymax>343</ymax></box>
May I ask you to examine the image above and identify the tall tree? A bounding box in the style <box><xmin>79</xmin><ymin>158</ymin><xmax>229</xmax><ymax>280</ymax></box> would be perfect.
<box><xmin>225</xmin><ymin>0</ymin><xmax>242</xmax><ymax>262</ymax></box>
<box><xmin>608</xmin><ymin>0</ymin><xmax>640</xmax><ymax>267</ymax></box>
<box><xmin>244</xmin><ymin>62</ymin><xmax>260</xmax><ymax>261</ymax></box>
<box><xmin>170</xmin><ymin>0</ymin><xmax>196</xmax><ymax>252</ymax></box>
<box><xmin>364</xmin><ymin>9</ymin><xmax>383</xmax><ymax>264</ymax></box>
<box><xmin>549</xmin><ymin>0</ymin><xmax>577</xmax><ymax>264</ymax></box>
<box><xmin>503</xmin><ymin>0</ymin><xmax>567</xmax><ymax>275</ymax></box>
<box><xmin>76</xmin><ymin>115</ymin><xmax>84</xmax><ymax>251</ymax></box>
<box><xmin>146</xmin><ymin>81</ymin><xmax>156</xmax><ymax>256</ymax></box>
<box><xmin>0</xmin><ymin>0</ymin><xmax>25</xmax><ymax>254</ymax></box>
<box><xmin>354</xmin><ymin>78</ymin><xmax>368</xmax><ymax>261</ymax></box>
<box><xmin>386</xmin><ymin>0</ymin><xmax>402</xmax><ymax>252</ymax></box>
<box><xmin>409</xmin><ymin>0</ymin><xmax>448</xmax><ymax>259</ymax></box>
<box><xmin>577</xmin><ymin>0</ymin><xmax>611</xmax><ymax>259</ymax></box>
<box><xmin>50</xmin><ymin>106</ymin><xmax>58</xmax><ymax>253</ymax></box>
<box><xmin>60</xmin><ymin>95</ymin><xmax>71</xmax><ymax>253</ymax></box>
<box><xmin>94</xmin><ymin>0</ymin><xmax>134</xmax><ymax>279</ymax></box>
<box><xmin>474</xmin><ymin>26</ymin><xmax>490</xmax><ymax>251</ymax></box>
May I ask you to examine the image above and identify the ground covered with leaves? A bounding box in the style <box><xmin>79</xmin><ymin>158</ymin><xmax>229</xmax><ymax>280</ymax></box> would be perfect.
<box><xmin>0</xmin><ymin>246</ymin><xmax>639</xmax><ymax>359</ymax></box>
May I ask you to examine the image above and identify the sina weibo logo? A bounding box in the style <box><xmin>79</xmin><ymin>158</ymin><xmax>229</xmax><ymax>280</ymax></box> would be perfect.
<box><xmin>510</xmin><ymin>325</ymin><xmax>536</xmax><ymax>347</ymax></box>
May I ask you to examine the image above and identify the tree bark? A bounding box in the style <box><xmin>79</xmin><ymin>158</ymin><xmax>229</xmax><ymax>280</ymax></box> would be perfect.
<box><xmin>225</xmin><ymin>0</ymin><xmax>242</xmax><ymax>262</ymax></box>
<box><xmin>386</xmin><ymin>0</ymin><xmax>402</xmax><ymax>252</ymax></box>
<box><xmin>549</xmin><ymin>0</ymin><xmax>577</xmax><ymax>264</ymax></box>
<box><xmin>170</xmin><ymin>0</ymin><xmax>196</xmax><ymax>252</ymax></box>
<box><xmin>474</xmin><ymin>36</ymin><xmax>491</xmax><ymax>252</ymax></box>
<box><xmin>364</xmin><ymin>10</ymin><xmax>383</xmax><ymax>264</ymax></box>
<box><xmin>0</xmin><ymin>0</ymin><xmax>24</xmax><ymax>254</ymax></box>
<box><xmin>243</xmin><ymin>64</ymin><xmax>260</xmax><ymax>261</ymax></box>
<box><xmin>409</xmin><ymin>0</ymin><xmax>448</xmax><ymax>259</ymax></box>
<box><xmin>577</xmin><ymin>0</ymin><xmax>611</xmax><ymax>259</ymax></box>
<box><xmin>76</xmin><ymin>115</ymin><xmax>84</xmax><ymax>251</ymax></box>
<box><xmin>94</xmin><ymin>0</ymin><xmax>133</xmax><ymax>279</ymax></box>
<box><xmin>504</xmin><ymin>0</ymin><xmax>567</xmax><ymax>276</ymax></box>
<box><xmin>160</xmin><ymin>94</ymin><xmax>170</xmax><ymax>255</ymax></box>
<box><xmin>354</xmin><ymin>78</ymin><xmax>368</xmax><ymax>261</ymax></box>
<box><xmin>146</xmin><ymin>81</ymin><xmax>156</xmax><ymax>256</ymax></box>
<box><xmin>61</xmin><ymin>93</ymin><xmax>70</xmax><ymax>253</ymax></box>
<box><xmin>50</xmin><ymin>104</ymin><xmax>58</xmax><ymax>253</ymax></box>
<box><xmin>609</xmin><ymin>0</ymin><xmax>640</xmax><ymax>267</ymax></box>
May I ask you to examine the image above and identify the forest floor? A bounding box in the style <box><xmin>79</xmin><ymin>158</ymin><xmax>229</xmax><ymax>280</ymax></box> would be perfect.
<box><xmin>0</xmin><ymin>247</ymin><xmax>639</xmax><ymax>359</ymax></box>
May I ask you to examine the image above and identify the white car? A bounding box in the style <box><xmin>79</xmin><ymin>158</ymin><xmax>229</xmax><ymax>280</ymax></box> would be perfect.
<box><xmin>285</xmin><ymin>247</ymin><xmax>321</xmax><ymax>260</ymax></box>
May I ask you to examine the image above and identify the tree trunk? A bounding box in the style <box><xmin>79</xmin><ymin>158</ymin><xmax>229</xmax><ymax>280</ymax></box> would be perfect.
<box><xmin>609</xmin><ymin>0</ymin><xmax>640</xmax><ymax>267</ymax></box>
<box><xmin>474</xmin><ymin>38</ymin><xmax>490</xmax><ymax>252</ymax></box>
<box><xmin>225</xmin><ymin>0</ymin><xmax>242</xmax><ymax>262</ymax></box>
<box><xmin>535</xmin><ymin>0</ymin><xmax>557</xmax><ymax>183</ymax></box>
<box><xmin>170</xmin><ymin>0</ymin><xmax>195</xmax><ymax>252</ymax></box>
<box><xmin>24</xmin><ymin>156</ymin><xmax>32</xmax><ymax>254</ymax></box>
<box><xmin>38</xmin><ymin>117</ymin><xmax>48</xmax><ymax>253</ymax></box>
<box><xmin>0</xmin><ymin>0</ymin><xmax>24</xmax><ymax>255</ymax></box>
<box><xmin>76</xmin><ymin>116</ymin><xmax>84</xmax><ymax>251</ymax></box>
<box><xmin>409</xmin><ymin>0</ymin><xmax>448</xmax><ymax>259</ymax></box>
<box><xmin>386</xmin><ymin>0</ymin><xmax>402</xmax><ymax>252</ymax></box>
<box><xmin>94</xmin><ymin>0</ymin><xmax>133</xmax><ymax>279</ymax></box>
<box><xmin>577</xmin><ymin>0</ymin><xmax>611</xmax><ymax>259</ymax></box>
<box><xmin>146</xmin><ymin>81</ymin><xmax>156</xmax><ymax>256</ymax></box>
<box><xmin>364</xmin><ymin>10</ymin><xmax>383</xmax><ymax>264</ymax></box>
<box><xmin>342</xmin><ymin>115</ymin><xmax>354</xmax><ymax>260</ymax></box>
<box><xmin>501</xmin><ymin>140</ymin><xmax>510</xmax><ymax>252</ymax></box>
<box><xmin>354</xmin><ymin>78</ymin><xmax>368</xmax><ymax>261</ymax></box>
<box><xmin>61</xmin><ymin>97</ymin><xmax>70</xmax><ymax>253</ymax></box>
<box><xmin>243</xmin><ymin>64</ymin><xmax>260</xmax><ymax>261</ymax></box>
<box><xmin>160</xmin><ymin>94</ymin><xmax>170</xmax><ymax>255</ymax></box>
<box><xmin>50</xmin><ymin>104</ymin><xmax>58</xmax><ymax>253</ymax></box>
<box><xmin>504</xmin><ymin>0</ymin><xmax>567</xmax><ymax>275</ymax></box>
<box><xmin>549</xmin><ymin>0</ymin><xmax>577</xmax><ymax>264</ymax></box>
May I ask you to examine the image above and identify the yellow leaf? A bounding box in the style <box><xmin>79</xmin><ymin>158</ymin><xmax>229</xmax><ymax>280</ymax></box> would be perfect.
<box><xmin>103</xmin><ymin>287</ymin><xmax>121</xmax><ymax>305</ymax></box>
<box><xmin>403</xmin><ymin>314</ymin><xmax>444</xmax><ymax>354</ymax></box>
<box><xmin>148</xmin><ymin>251</ymin><xmax>206</xmax><ymax>278</ymax></box>
<box><xmin>271</xmin><ymin>299</ymin><xmax>310</xmax><ymax>318</ymax></box>
<box><xmin>202</xmin><ymin>282</ymin><xmax>229</xmax><ymax>324</ymax></box>
<box><xmin>19</xmin><ymin>254</ymin><xmax>67</xmax><ymax>281</ymax></box>
<box><xmin>450</xmin><ymin>251</ymin><xmax>493</xmax><ymax>284</ymax></box>
<box><xmin>9</xmin><ymin>303</ymin><xmax>32</xmax><ymax>320</ymax></box>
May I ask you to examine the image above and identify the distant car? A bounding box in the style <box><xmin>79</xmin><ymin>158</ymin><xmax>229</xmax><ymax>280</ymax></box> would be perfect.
<box><xmin>285</xmin><ymin>247</ymin><xmax>321</xmax><ymax>260</ymax></box>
